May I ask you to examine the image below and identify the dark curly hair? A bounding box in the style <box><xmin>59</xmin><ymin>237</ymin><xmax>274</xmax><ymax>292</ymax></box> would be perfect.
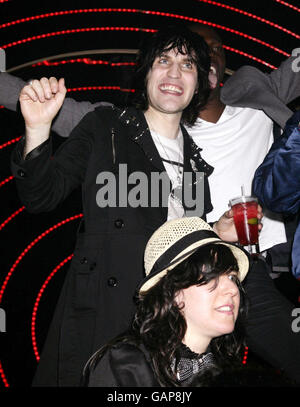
<box><xmin>129</xmin><ymin>25</ymin><xmax>211</xmax><ymax>126</ymax></box>
<box><xmin>82</xmin><ymin>244</ymin><xmax>248</xmax><ymax>387</ymax></box>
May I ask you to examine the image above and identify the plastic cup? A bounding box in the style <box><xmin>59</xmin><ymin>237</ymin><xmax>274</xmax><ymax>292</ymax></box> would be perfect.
<box><xmin>229</xmin><ymin>196</ymin><xmax>258</xmax><ymax>253</ymax></box>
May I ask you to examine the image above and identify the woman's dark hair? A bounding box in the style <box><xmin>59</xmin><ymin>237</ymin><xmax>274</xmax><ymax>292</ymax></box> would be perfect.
<box><xmin>129</xmin><ymin>25</ymin><xmax>211</xmax><ymax>126</ymax></box>
<box><xmin>82</xmin><ymin>243</ymin><xmax>248</xmax><ymax>387</ymax></box>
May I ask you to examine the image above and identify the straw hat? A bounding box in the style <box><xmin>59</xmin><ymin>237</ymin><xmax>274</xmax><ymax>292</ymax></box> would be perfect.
<box><xmin>139</xmin><ymin>217</ymin><xmax>249</xmax><ymax>293</ymax></box>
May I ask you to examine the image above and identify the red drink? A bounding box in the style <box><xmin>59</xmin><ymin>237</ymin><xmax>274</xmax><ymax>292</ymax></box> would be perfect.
<box><xmin>230</xmin><ymin>197</ymin><xmax>258</xmax><ymax>246</ymax></box>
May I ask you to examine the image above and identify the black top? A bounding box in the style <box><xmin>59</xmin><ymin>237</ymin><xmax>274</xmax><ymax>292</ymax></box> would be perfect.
<box><xmin>84</xmin><ymin>339</ymin><xmax>216</xmax><ymax>387</ymax></box>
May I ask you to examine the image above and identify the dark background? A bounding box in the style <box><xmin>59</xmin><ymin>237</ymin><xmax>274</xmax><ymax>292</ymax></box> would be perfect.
<box><xmin>0</xmin><ymin>0</ymin><xmax>299</xmax><ymax>388</ymax></box>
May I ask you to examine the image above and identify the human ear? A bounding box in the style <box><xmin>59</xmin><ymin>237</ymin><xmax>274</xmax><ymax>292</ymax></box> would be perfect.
<box><xmin>174</xmin><ymin>290</ymin><xmax>185</xmax><ymax>310</ymax></box>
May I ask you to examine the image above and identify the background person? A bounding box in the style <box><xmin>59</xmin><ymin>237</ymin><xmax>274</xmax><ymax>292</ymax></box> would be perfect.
<box><xmin>253</xmin><ymin>111</ymin><xmax>300</xmax><ymax>280</ymax></box>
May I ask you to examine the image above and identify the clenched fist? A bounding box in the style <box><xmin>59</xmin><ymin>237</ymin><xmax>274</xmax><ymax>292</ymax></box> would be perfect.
<box><xmin>19</xmin><ymin>77</ymin><xmax>67</xmax><ymax>157</ymax></box>
<box><xmin>20</xmin><ymin>77</ymin><xmax>67</xmax><ymax>129</ymax></box>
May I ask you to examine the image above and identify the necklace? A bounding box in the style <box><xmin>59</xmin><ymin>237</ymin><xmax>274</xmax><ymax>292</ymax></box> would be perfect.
<box><xmin>146</xmin><ymin>118</ymin><xmax>183</xmax><ymax>185</ymax></box>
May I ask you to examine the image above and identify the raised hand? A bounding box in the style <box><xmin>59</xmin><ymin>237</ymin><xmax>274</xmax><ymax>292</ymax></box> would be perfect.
<box><xmin>19</xmin><ymin>77</ymin><xmax>67</xmax><ymax>157</ymax></box>
<box><xmin>20</xmin><ymin>77</ymin><xmax>67</xmax><ymax>129</ymax></box>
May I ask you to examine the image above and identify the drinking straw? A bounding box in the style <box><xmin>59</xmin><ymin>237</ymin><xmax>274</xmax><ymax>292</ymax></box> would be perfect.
<box><xmin>241</xmin><ymin>185</ymin><xmax>252</xmax><ymax>253</ymax></box>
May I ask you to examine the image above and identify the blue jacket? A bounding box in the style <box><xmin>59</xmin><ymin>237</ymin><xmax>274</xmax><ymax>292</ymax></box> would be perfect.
<box><xmin>253</xmin><ymin>111</ymin><xmax>300</xmax><ymax>278</ymax></box>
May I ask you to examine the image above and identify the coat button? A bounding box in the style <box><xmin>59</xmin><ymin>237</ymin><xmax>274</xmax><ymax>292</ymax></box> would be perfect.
<box><xmin>80</xmin><ymin>257</ymin><xmax>88</xmax><ymax>264</ymax></box>
<box><xmin>17</xmin><ymin>169</ymin><xmax>26</xmax><ymax>178</ymax></box>
<box><xmin>114</xmin><ymin>219</ymin><xmax>124</xmax><ymax>229</ymax></box>
<box><xmin>107</xmin><ymin>277</ymin><xmax>118</xmax><ymax>287</ymax></box>
<box><xmin>89</xmin><ymin>262</ymin><xmax>96</xmax><ymax>271</ymax></box>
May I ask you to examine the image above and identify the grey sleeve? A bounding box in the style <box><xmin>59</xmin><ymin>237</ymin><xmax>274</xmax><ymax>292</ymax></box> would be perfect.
<box><xmin>0</xmin><ymin>71</ymin><xmax>112</xmax><ymax>137</ymax></box>
<box><xmin>221</xmin><ymin>48</ymin><xmax>300</xmax><ymax>128</ymax></box>
<box><xmin>0</xmin><ymin>72</ymin><xmax>25</xmax><ymax>111</ymax></box>
<box><xmin>51</xmin><ymin>98</ymin><xmax>112</xmax><ymax>138</ymax></box>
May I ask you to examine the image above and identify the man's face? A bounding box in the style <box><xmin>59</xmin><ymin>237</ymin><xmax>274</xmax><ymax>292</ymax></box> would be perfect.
<box><xmin>145</xmin><ymin>48</ymin><xmax>198</xmax><ymax>115</ymax></box>
<box><xmin>190</xmin><ymin>25</ymin><xmax>226</xmax><ymax>90</ymax></box>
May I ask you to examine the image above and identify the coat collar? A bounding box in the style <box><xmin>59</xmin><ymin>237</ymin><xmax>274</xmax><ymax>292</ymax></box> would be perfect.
<box><xmin>117</xmin><ymin>106</ymin><xmax>165</xmax><ymax>172</ymax></box>
<box><xmin>115</xmin><ymin>106</ymin><xmax>213</xmax><ymax>177</ymax></box>
<box><xmin>115</xmin><ymin>106</ymin><xmax>214</xmax><ymax>217</ymax></box>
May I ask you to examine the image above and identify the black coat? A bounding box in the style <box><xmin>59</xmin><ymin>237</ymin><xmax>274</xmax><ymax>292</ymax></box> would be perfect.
<box><xmin>11</xmin><ymin>106</ymin><xmax>213</xmax><ymax>386</ymax></box>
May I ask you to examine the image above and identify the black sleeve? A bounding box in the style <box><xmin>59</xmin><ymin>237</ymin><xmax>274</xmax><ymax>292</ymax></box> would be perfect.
<box><xmin>10</xmin><ymin>110</ymin><xmax>98</xmax><ymax>213</ymax></box>
<box><xmin>86</xmin><ymin>343</ymin><xmax>159</xmax><ymax>387</ymax></box>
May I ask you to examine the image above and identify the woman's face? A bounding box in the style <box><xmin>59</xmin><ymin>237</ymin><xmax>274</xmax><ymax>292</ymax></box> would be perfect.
<box><xmin>176</xmin><ymin>272</ymin><xmax>240</xmax><ymax>353</ymax></box>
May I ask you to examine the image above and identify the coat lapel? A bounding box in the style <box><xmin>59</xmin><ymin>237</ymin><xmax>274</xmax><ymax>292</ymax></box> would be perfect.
<box><xmin>116</xmin><ymin>107</ymin><xmax>166</xmax><ymax>172</ymax></box>
<box><xmin>115</xmin><ymin>107</ymin><xmax>214</xmax><ymax>218</ymax></box>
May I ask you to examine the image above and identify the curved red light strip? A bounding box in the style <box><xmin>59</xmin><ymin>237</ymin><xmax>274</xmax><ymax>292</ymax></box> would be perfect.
<box><xmin>33</xmin><ymin>58</ymin><xmax>136</xmax><ymax>67</ymax></box>
<box><xmin>274</xmin><ymin>0</ymin><xmax>300</xmax><ymax>13</ymax></box>
<box><xmin>31</xmin><ymin>254</ymin><xmax>73</xmax><ymax>361</ymax></box>
<box><xmin>0</xmin><ymin>206</ymin><xmax>25</xmax><ymax>232</ymax></box>
<box><xmin>0</xmin><ymin>27</ymin><xmax>156</xmax><ymax>49</ymax></box>
<box><xmin>0</xmin><ymin>27</ymin><xmax>278</xmax><ymax>69</ymax></box>
<box><xmin>0</xmin><ymin>361</ymin><xmax>9</xmax><ymax>388</ymax></box>
<box><xmin>68</xmin><ymin>86</ymin><xmax>135</xmax><ymax>93</ymax></box>
<box><xmin>0</xmin><ymin>136</ymin><xmax>21</xmax><ymax>150</ymax></box>
<box><xmin>223</xmin><ymin>45</ymin><xmax>277</xmax><ymax>69</ymax></box>
<box><xmin>0</xmin><ymin>175</ymin><xmax>14</xmax><ymax>188</ymax></box>
<box><xmin>242</xmin><ymin>346</ymin><xmax>249</xmax><ymax>365</ymax></box>
<box><xmin>196</xmin><ymin>0</ymin><xmax>299</xmax><ymax>38</ymax></box>
<box><xmin>0</xmin><ymin>214</ymin><xmax>83</xmax><ymax>304</ymax></box>
<box><xmin>0</xmin><ymin>215</ymin><xmax>82</xmax><ymax>387</ymax></box>
<box><xmin>0</xmin><ymin>9</ymin><xmax>293</xmax><ymax>55</ymax></box>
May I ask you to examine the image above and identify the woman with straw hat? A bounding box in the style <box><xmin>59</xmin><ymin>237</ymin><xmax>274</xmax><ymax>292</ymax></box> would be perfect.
<box><xmin>82</xmin><ymin>217</ymin><xmax>250</xmax><ymax>387</ymax></box>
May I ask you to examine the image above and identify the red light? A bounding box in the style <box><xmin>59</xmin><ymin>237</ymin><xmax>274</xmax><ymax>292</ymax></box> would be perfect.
<box><xmin>0</xmin><ymin>27</ymin><xmax>279</xmax><ymax>69</ymax></box>
<box><xmin>0</xmin><ymin>206</ymin><xmax>25</xmax><ymax>232</ymax></box>
<box><xmin>274</xmin><ymin>0</ymin><xmax>300</xmax><ymax>13</ymax></box>
<box><xmin>0</xmin><ymin>27</ymin><xmax>156</xmax><ymax>50</ymax></box>
<box><xmin>0</xmin><ymin>214</ymin><xmax>83</xmax><ymax>304</ymax></box>
<box><xmin>31</xmin><ymin>255</ymin><xmax>73</xmax><ymax>361</ymax></box>
<box><xmin>0</xmin><ymin>136</ymin><xmax>22</xmax><ymax>150</ymax></box>
<box><xmin>195</xmin><ymin>0</ymin><xmax>299</xmax><ymax>38</ymax></box>
<box><xmin>0</xmin><ymin>175</ymin><xmax>14</xmax><ymax>189</ymax></box>
<box><xmin>67</xmin><ymin>86</ymin><xmax>135</xmax><ymax>93</ymax></box>
<box><xmin>242</xmin><ymin>346</ymin><xmax>249</xmax><ymax>365</ymax></box>
<box><xmin>0</xmin><ymin>215</ymin><xmax>82</xmax><ymax>387</ymax></box>
<box><xmin>33</xmin><ymin>58</ymin><xmax>136</xmax><ymax>67</ymax></box>
<box><xmin>223</xmin><ymin>45</ymin><xmax>277</xmax><ymax>69</ymax></box>
<box><xmin>0</xmin><ymin>9</ymin><xmax>293</xmax><ymax>54</ymax></box>
<box><xmin>0</xmin><ymin>361</ymin><xmax>9</xmax><ymax>388</ymax></box>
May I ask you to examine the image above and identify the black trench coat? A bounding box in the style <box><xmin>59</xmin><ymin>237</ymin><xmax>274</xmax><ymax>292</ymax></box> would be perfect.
<box><xmin>11</xmin><ymin>106</ymin><xmax>213</xmax><ymax>386</ymax></box>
